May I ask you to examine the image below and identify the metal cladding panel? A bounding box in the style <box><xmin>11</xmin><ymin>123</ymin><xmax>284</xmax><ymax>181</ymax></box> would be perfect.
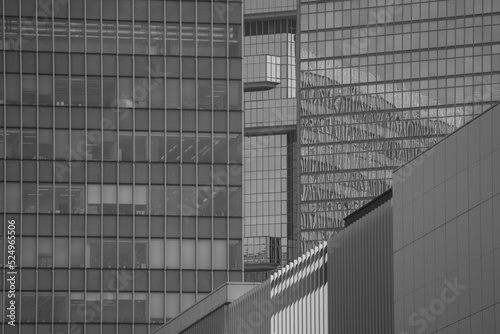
<box><xmin>179</xmin><ymin>306</ymin><xmax>228</xmax><ymax>334</ymax></box>
<box><xmin>228</xmin><ymin>280</ymin><xmax>272</xmax><ymax>334</ymax></box>
<box><xmin>328</xmin><ymin>198</ymin><xmax>394</xmax><ymax>334</ymax></box>
<box><xmin>393</xmin><ymin>102</ymin><xmax>500</xmax><ymax>333</ymax></box>
<box><xmin>229</xmin><ymin>243</ymin><xmax>328</xmax><ymax>333</ymax></box>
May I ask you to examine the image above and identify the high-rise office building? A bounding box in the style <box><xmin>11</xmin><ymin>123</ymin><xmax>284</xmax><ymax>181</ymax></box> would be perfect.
<box><xmin>0</xmin><ymin>0</ymin><xmax>242</xmax><ymax>333</ymax></box>
<box><xmin>243</xmin><ymin>0</ymin><xmax>299</xmax><ymax>281</ymax></box>
<box><xmin>299</xmin><ymin>0</ymin><xmax>500</xmax><ymax>250</ymax></box>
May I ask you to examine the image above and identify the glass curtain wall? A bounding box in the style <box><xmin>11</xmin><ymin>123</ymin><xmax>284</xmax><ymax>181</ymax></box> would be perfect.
<box><xmin>242</xmin><ymin>0</ymin><xmax>300</xmax><ymax>282</ymax></box>
<box><xmin>299</xmin><ymin>0</ymin><xmax>500</xmax><ymax>250</ymax></box>
<box><xmin>0</xmin><ymin>0</ymin><xmax>243</xmax><ymax>333</ymax></box>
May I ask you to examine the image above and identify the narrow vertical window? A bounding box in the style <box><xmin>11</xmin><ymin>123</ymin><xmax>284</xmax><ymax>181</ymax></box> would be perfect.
<box><xmin>6</xmin><ymin>130</ymin><xmax>21</xmax><ymax>159</ymax></box>
<box><xmin>213</xmin><ymin>240</ymin><xmax>227</xmax><ymax>270</ymax></box>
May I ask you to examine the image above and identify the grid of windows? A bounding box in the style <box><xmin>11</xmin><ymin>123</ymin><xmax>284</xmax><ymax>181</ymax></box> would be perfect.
<box><xmin>1</xmin><ymin>53</ymin><xmax>242</xmax><ymax>109</ymax></box>
<box><xmin>0</xmin><ymin>0</ymin><xmax>243</xmax><ymax>333</ymax></box>
<box><xmin>242</xmin><ymin>0</ymin><xmax>298</xmax><ymax>281</ymax></box>
<box><xmin>299</xmin><ymin>0</ymin><xmax>500</xmax><ymax>250</ymax></box>
<box><xmin>244</xmin><ymin>135</ymin><xmax>290</xmax><ymax>271</ymax></box>
<box><xmin>244</xmin><ymin>30</ymin><xmax>297</xmax><ymax>127</ymax></box>
<box><xmin>0</xmin><ymin>128</ymin><xmax>242</xmax><ymax>163</ymax></box>
<box><xmin>244</xmin><ymin>19</ymin><xmax>296</xmax><ymax>36</ymax></box>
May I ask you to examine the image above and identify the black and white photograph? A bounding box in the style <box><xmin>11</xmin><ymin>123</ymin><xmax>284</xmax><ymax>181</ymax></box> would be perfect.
<box><xmin>0</xmin><ymin>0</ymin><xmax>499</xmax><ymax>333</ymax></box>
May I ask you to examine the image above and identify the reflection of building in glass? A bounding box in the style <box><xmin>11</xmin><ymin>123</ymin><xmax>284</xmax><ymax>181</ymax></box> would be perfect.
<box><xmin>299</xmin><ymin>0</ymin><xmax>500</xmax><ymax>250</ymax></box>
<box><xmin>243</xmin><ymin>0</ymin><xmax>299</xmax><ymax>282</ymax></box>
<box><xmin>0</xmin><ymin>1</ymin><xmax>242</xmax><ymax>333</ymax></box>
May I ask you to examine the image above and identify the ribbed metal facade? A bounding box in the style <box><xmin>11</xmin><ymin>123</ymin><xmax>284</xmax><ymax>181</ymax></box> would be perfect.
<box><xmin>228</xmin><ymin>242</ymin><xmax>328</xmax><ymax>334</ymax></box>
<box><xmin>155</xmin><ymin>243</ymin><xmax>329</xmax><ymax>334</ymax></box>
<box><xmin>329</xmin><ymin>190</ymin><xmax>394</xmax><ymax>334</ymax></box>
<box><xmin>228</xmin><ymin>279</ymin><xmax>271</xmax><ymax>334</ymax></box>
